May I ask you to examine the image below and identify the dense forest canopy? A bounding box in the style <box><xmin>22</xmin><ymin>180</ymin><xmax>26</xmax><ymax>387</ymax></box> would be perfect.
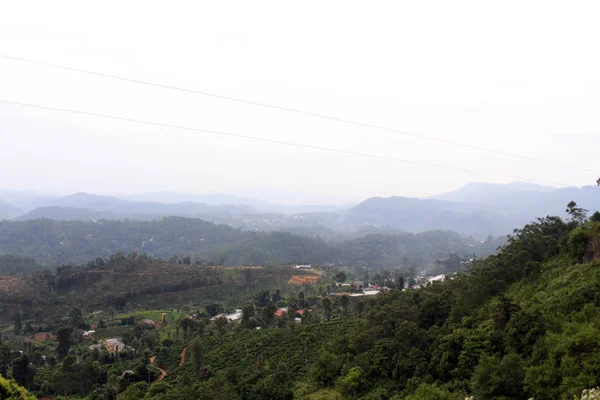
<box><xmin>0</xmin><ymin>217</ymin><xmax>500</xmax><ymax>269</ymax></box>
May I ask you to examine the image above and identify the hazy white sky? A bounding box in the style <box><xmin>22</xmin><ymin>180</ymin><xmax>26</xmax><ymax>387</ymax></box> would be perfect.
<box><xmin>1</xmin><ymin>1</ymin><xmax>599</xmax><ymax>203</ymax></box>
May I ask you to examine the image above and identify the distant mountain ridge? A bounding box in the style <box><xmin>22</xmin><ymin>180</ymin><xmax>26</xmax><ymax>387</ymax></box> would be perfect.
<box><xmin>0</xmin><ymin>200</ymin><xmax>22</xmax><ymax>220</ymax></box>
<box><xmin>10</xmin><ymin>192</ymin><xmax>258</xmax><ymax>222</ymax></box>
<box><xmin>2</xmin><ymin>183</ymin><xmax>599</xmax><ymax>239</ymax></box>
<box><xmin>433</xmin><ymin>182</ymin><xmax>600</xmax><ymax>215</ymax></box>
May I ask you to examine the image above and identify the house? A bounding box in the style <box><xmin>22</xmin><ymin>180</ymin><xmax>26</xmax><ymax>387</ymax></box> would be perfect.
<box><xmin>139</xmin><ymin>318</ymin><xmax>156</xmax><ymax>327</ymax></box>
<box><xmin>364</xmin><ymin>290</ymin><xmax>380</xmax><ymax>296</ymax></box>
<box><xmin>209</xmin><ymin>313</ymin><xmax>228</xmax><ymax>321</ymax></box>
<box><xmin>209</xmin><ymin>309</ymin><xmax>244</xmax><ymax>322</ymax></box>
<box><xmin>274</xmin><ymin>307</ymin><xmax>288</xmax><ymax>318</ymax></box>
<box><xmin>427</xmin><ymin>274</ymin><xmax>445</xmax><ymax>284</ymax></box>
<box><xmin>104</xmin><ymin>338</ymin><xmax>128</xmax><ymax>353</ymax></box>
<box><xmin>226</xmin><ymin>310</ymin><xmax>243</xmax><ymax>321</ymax></box>
<box><xmin>294</xmin><ymin>264</ymin><xmax>312</xmax><ymax>270</ymax></box>
<box><xmin>82</xmin><ymin>330</ymin><xmax>95</xmax><ymax>339</ymax></box>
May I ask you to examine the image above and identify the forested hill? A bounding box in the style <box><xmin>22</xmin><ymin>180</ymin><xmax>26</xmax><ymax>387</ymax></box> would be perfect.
<box><xmin>121</xmin><ymin>210</ymin><xmax>600</xmax><ymax>399</ymax></box>
<box><xmin>0</xmin><ymin>217</ymin><xmax>496</xmax><ymax>268</ymax></box>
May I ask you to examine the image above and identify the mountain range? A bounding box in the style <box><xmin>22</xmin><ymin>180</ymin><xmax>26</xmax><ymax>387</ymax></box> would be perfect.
<box><xmin>1</xmin><ymin>182</ymin><xmax>599</xmax><ymax>239</ymax></box>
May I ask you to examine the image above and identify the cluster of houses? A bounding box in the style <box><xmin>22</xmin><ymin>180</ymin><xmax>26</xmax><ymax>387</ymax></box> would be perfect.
<box><xmin>274</xmin><ymin>307</ymin><xmax>305</xmax><ymax>323</ymax></box>
<box><xmin>204</xmin><ymin>307</ymin><xmax>308</xmax><ymax>324</ymax></box>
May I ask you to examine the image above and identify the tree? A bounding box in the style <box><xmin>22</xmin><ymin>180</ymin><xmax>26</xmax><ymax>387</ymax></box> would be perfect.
<box><xmin>0</xmin><ymin>375</ymin><xmax>36</xmax><ymax>400</ymax></box>
<box><xmin>11</xmin><ymin>355</ymin><xmax>29</xmax><ymax>388</ymax></box>
<box><xmin>241</xmin><ymin>301</ymin><xmax>255</xmax><ymax>328</ymax></box>
<box><xmin>311</xmin><ymin>351</ymin><xmax>340</xmax><ymax>387</ymax></box>
<box><xmin>271</xmin><ymin>289</ymin><xmax>281</xmax><ymax>303</ymax></box>
<box><xmin>404</xmin><ymin>383</ymin><xmax>453</xmax><ymax>400</ymax></box>
<box><xmin>322</xmin><ymin>297</ymin><xmax>332</xmax><ymax>321</ymax></box>
<box><xmin>340</xmin><ymin>295</ymin><xmax>350</xmax><ymax>315</ymax></box>
<box><xmin>254</xmin><ymin>290</ymin><xmax>271</xmax><ymax>307</ymax></box>
<box><xmin>145</xmin><ymin>381</ymin><xmax>172</xmax><ymax>398</ymax></box>
<box><xmin>205</xmin><ymin>304</ymin><xmax>221</xmax><ymax>317</ymax></box>
<box><xmin>298</xmin><ymin>291</ymin><xmax>306</xmax><ymax>308</ymax></box>
<box><xmin>23</xmin><ymin>322</ymin><xmax>33</xmax><ymax>336</ymax></box>
<box><xmin>471</xmin><ymin>353</ymin><xmax>526</xmax><ymax>400</ymax></box>
<box><xmin>190</xmin><ymin>337</ymin><xmax>204</xmax><ymax>374</ymax></box>
<box><xmin>261</xmin><ymin>302</ymin><xmax>277</xmax><ymax>326</ymax></box>
<box><xmin>0</xmin><ymin>344</ymin><xmax>11</xmax><ymax>377</ymax></box>
<box><xmin>57</xmin><ymin>326</ymin><xmax>73</xmax><ymax>359</ymax></box>
<box><xmin>590</xmin><ymin>211</ymin><xmax>600</xmax><ymax>223</ymax></box>
<box><xmin>337</xmin><ymin>366</ymin><xmax>365</xmax><ymax>398</ymax></box>
<box><xmin>113</xmin><ymin>296</ymin><xmax>126</xmax><ymax>311</ymax></box>
<box><xmin>69</xmin><ymin>307</ymin><xmax>83</xmax><ymax>328</ymax></box>
<box><xmin>566</xmin><ymin>201</ymin><xmax>588</xmax><ymax>225</ymax></box>
<box><xmin>13</xmin><ymin>314</ymin><xmax>22</xmax><ymax>336</ymax></box>
<box><xmin>335</xmin><ymin>272</ymin><xmax>347</xmax><ymax>283</ymax></box>
<box><xmin>179</xmin><ymin>318</ymin><xmax>195</xmax><ymax>340</ymax></box>
<box><xmin>397</xmin><ymin>275</ymin><xmax>405</xmax><ymax>290</ymax></box>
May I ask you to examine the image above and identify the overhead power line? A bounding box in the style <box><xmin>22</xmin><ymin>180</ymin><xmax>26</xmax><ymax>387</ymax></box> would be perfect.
<box><xmin>0</xmin><ymin>99</ymin><xmax>575</xmax><ymax>187</ymax></box>
<box><xmin>0</xmin><ymin>54</ymin><xmax>596</xmax><ymax>174</ymax></box>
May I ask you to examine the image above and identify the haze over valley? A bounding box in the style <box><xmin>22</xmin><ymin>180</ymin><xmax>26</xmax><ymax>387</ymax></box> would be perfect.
<box><xmin>3</xmin><ymin>1</ymin><xmax>600</xmax><ymax>399</ymax></box>
<box><xmin>2</xmin><ymin>182</ymin><xmax>599</xmax><ymax>240</ymax></box>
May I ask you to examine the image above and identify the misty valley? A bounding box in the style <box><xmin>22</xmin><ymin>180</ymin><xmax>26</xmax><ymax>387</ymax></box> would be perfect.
<box><xmin>1</xmin><ymin>183</ymin><xmax>600</xmax><ymax>399</ymax></box>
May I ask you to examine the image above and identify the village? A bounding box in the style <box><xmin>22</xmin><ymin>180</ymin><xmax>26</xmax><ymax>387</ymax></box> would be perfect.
<box><xmin>76</xmin><ymin>265</ymin><xmax>449</xmax><ymax>355</ymax></box>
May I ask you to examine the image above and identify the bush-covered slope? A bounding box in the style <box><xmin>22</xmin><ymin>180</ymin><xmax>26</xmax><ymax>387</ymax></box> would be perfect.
<box><xmin>143</xmin><ymin>216</ymin><xmax>600</xmax><ymax>399</ymax></box>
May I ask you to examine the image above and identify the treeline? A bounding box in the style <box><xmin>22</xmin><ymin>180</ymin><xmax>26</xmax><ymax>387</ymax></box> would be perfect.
<box><xmin>0</xmin><ymin>254</ymin><xmax>41</xmax><ymax>275</ymax></box>
<box><xmin>0</xmin><ymin>217</ymin><xmax>499</xmax><ymax>270</ymax></box>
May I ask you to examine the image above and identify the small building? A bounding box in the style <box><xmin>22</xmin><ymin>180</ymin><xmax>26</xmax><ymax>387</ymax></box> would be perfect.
<box><xmin>104</xmin><ymin>338</ymin><xmax>128</xmax><ymax>353</ymax></box>
<box><xmin>427</xmin><ymin>274</ymin><xmax>445</xmax><ymax>284</ymax></box>
<box><xmin>139</xmin><ymin>318</ymin><xmax>156</xmax><ymax>327</ymax></box>
<box><xmin>82</xmin><ymin>330</ymin><xmax>95</xmax><ymax>339</ymax></box>
<box><xmin>226</xmin><ymin>309</ymin><xmax>243</xmax><ymax>321</ymax></box>
<box><xmin>209</xmin><ymin>313</ymin><xmax>228</xmax><ymax>321</ymax></box>
<box><xmin>274</xmin><ymin>307</ymin><xmax>288</xmax><ymax>318</ymax></box>
<box><xmin>294</xmin><ymin>264</ymin><xmax>312</xmax><ymax>270</ymax></box>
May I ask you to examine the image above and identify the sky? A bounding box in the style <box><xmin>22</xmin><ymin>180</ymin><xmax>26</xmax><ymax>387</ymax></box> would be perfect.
<box><xmin>1</xmin><ymin>1</ymin><xmax>600</xmax><ymax>204</ymax></box>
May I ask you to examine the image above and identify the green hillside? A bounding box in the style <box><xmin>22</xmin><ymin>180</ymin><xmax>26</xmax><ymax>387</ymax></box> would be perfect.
<box><xmin>2</xmin><ymin>209</ymin><xmax>599</xmax><ymax>399</ymax></box>
<box><xmin>122</xmin><ymin>214</ymin><xmax>600</xmax><ymax>399</ymax></box>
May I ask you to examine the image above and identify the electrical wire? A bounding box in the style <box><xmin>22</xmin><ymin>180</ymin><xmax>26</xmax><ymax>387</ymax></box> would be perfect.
<box><xmin>0</xmin><ymin>54</ymin><xmax>596</xmax><ymax>174</ymax></box>
<box><xmin>0</xmin><ymin>99</ymin><xmax>575</xmax><ymax>187</ymax></box>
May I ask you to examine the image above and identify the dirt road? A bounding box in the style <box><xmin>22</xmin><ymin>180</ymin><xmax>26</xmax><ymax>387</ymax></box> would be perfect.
<box><xmin>180</xmin><ymin>346</ymin><xmax>188</xmax><ymax>366</ymax></box>
<box><xmin>149</xmin><ymin>355</ymin><xmax>168</xmax><ymax>382</ymax></box>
